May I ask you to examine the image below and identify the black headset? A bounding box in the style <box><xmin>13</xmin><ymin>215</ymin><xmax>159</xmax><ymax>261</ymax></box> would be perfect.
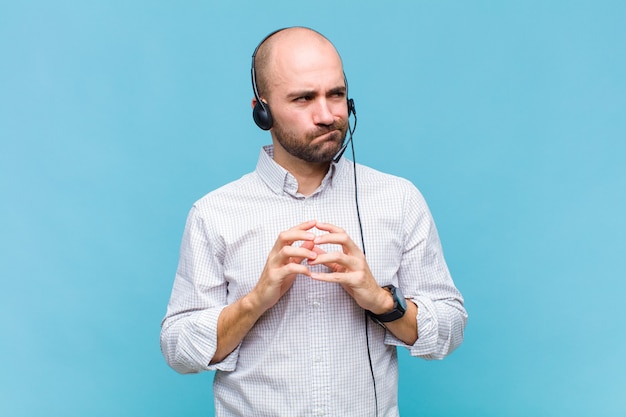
<box><xmin>250</xmin><ymin>27</ymin><xmax>355</xmax><ymax>131</ymax></box>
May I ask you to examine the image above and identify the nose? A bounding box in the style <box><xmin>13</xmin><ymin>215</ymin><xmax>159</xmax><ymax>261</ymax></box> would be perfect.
<box><xmin>312</xmin><ymin>98</ymin><xmax>335</xmax><ymax>126</ymax></box>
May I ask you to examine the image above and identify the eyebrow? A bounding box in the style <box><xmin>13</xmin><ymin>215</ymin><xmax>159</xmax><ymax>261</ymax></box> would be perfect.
<box><xmin>287</xmin><ymin>85</ymin><xmax>347</xmax><ymax>99</ymax></box>
<box><xmin>287</xmin><ymin>90</ymin><xmax>316</xmax><ymax>100</ymax></box>
<box><xmin>329</xmin><ymin>86</ymin><xmax>347</xmax><ymax>95</ymax></box>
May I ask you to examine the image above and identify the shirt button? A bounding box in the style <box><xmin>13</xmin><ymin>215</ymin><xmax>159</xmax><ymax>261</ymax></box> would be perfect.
<box><xmin>313</xmin><ymin>355</ymin><xmax>323</xmax><ymax>363</ymax></box>
<box><xmin>312</xmin><ymin>301</ymin><xmax>321</xmax><ymax>308</ymax></box>
<box><xmin>312</xmin><ymin>408</ymin><xmax>325</xmax><ymax>416</ymax></box>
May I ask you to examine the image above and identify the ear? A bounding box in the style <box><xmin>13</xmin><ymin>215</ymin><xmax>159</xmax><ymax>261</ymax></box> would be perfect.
<box><xmin>251</xmin><ymin>98</ymin><xmax>258</xmax><ymax>109</ymax></box>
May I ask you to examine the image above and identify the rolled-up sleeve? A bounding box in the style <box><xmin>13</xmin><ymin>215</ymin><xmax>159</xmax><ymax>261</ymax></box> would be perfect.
<box><xmin>384</xmin><ymin>185</ymin><xmax>467</xmax><ymax>359</ymax></box>
<box><xmin>160</xmin><ymin>206</ymin><xmax>239</xmax><ymax>373</ymax></box>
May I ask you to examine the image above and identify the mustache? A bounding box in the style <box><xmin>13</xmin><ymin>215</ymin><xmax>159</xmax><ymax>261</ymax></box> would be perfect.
<box><xmin>308</xmin><ymin>119</ymin><xmax>348</xmax><ymax>137</ymax></box>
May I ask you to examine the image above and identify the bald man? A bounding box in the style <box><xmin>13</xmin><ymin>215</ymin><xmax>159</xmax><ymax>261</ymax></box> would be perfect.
<box><xmin>161</xmin><ymin>27</ymin><xmax>467</xmax><ymax>417</ymax></box>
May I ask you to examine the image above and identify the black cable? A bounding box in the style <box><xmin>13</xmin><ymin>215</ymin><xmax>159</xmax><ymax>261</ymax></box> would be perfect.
<box><xmin>365</xmin><ymin>311</ymin><xmax>379</xmax><ymax>416</ymax></box>
<box><xmin>348</xmin><ymin>112</ymin><xmax>365</xmax><ymax>258</ymax></box>
<box><xmin>347</xmin><ymin>110</ymin><xmax>378</xmax><ymax>417</ymax></box>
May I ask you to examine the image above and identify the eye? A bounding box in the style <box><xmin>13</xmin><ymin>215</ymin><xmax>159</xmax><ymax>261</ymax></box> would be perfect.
<box><xmin>294</xmin><ymin>95</ymin><xmax>313</xmax><ymax>102</ymax></box>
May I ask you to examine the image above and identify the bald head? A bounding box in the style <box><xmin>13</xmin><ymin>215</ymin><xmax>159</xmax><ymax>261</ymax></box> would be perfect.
<box><xmin>253</xmin><ymin>27</ymin><xmax>344</xmax><ymax>100</ymax></box>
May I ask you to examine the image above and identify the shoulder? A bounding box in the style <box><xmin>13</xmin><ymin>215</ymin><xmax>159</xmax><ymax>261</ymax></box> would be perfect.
<box><xmin>193</xmin><ymin>172</ymin><xmax>259</xmax><ymax>208</ymax></box>
<box><xmin>345</xmin><ymin>162</ymin><xmax>432</xmax><ymax>220</ymax></box>
<box><xmin>354</xmin><ymin>162</ymin><xmax>423</xmax><ymax>197</ymax></box>
<box><xmin>181</xmin><ymin>172</ymin><xmax>263</xmax><ymax>240</ymax></box>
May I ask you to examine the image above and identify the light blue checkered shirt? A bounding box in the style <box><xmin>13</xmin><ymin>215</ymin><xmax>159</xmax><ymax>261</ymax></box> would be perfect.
<box><xmin>161</xmin><ymin>145</ymin><xmax>467</xmax><ymax>416</ymax></box>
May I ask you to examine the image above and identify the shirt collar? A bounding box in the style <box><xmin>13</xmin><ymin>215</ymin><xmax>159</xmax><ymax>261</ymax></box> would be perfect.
<box><xmin>256</xmin><ymin>145</ymin><xmax>345</xmax><ymax>198</ymax></box>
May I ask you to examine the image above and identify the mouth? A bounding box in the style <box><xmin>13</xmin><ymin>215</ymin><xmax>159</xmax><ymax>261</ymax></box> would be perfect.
<box><xmin>315</xmin><ymin>129</ymin><xmax>341</xmax><ymax>142</ymax></box>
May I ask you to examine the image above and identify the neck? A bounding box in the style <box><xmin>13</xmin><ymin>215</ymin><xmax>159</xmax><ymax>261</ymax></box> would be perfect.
<box><xmin>272</xmin><ymin>146</ymin><xmax>330</xmax><ymax>196</ymax></box>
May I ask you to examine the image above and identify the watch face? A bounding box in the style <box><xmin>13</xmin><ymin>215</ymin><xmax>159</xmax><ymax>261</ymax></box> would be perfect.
<box><xmin>398</xmin><ymin>295</ymin><xmax>407</xmax><ymax>311</ymax></box>
<box><xmin>393</xmin><ymin>286</ymin><xmax>407</xmax><ymax>312</ymax></box>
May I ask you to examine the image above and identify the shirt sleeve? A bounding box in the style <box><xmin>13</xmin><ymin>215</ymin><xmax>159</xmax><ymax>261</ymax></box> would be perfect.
<box><xmin>383</xmin><ymin>184</ymin><xmax>468</xmax><ymax>359</ymax></box>
<box><xmin>160</xmin><ymin>205</ymin><xmax>240</xmax><ymax>373</ymax></box>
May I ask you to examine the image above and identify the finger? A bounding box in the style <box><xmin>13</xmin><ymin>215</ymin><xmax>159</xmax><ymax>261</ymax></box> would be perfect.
<box><xmin>296</xmin><ymin>240</ymin><xmax>318</xmax><ymax>260</ymax></box>
<box><xmin>301</xmin><ymin>240</ymin><xmax>316</xmax><ymax>251</ymax></box>
<box><xmin>296</xmin><ymin>219</ymin><xmax>318</xmax><ymax>230</ymax></box>
<box><xmin>285</xmin><ymin>245</ymin><xmax>318</xmax><ymax>265</ymax></box>
<box><xmin>310</xmin><ymin>245</ymin><xmax>326</xmax><ymax>256</ymax></box>
<box><xmin>310</xmin><ymin>270</ymin><xmax>351</xmax><ymax>282</ymax></box>
<box><xmin>272</xmin><ymin>221</ymin><xmax>317</xmax><ymax>251</ymax></box>
<box><xmin>313</xmin><ymin>226</ymin><xmax>361</xmax><ymax>254</ymax></box>
<box><xmin>308</xmin><ymin>250</ymin><xmax>352</xmax><ymax>272</ymax></box>
<box><xmin>312</xmin><ymin>221</ymin><xmax>343</xmax><ymax>233</ymax></box>
<box><xmin>279</xmin><ymin>262</ymin><xmax>313</xmax><ymax>277</ymax></box>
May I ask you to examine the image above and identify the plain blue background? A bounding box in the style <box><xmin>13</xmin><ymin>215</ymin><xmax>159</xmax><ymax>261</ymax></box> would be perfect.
<box><xmin>1</xmin><ymin>1</ymin><xmax>625</xmax><ymax>416</ymax></box>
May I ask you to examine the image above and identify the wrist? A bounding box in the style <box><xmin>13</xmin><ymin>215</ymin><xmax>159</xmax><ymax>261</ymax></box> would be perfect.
<box><xmin>241</xmin><ymin>290</ymin><xmax>270</xmax><ymax>318</ymax></box>
<box><xmin>369</xmin><ymin>286</ymin><xmax>395</xmax><ymax>315</ymax></box>
<box><xmin>366</xmin><ymin>285</ymin><xmax>407</xmax><ymax>324</ymax></box>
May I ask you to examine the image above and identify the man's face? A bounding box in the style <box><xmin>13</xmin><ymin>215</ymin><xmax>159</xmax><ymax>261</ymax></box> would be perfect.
<box><xmin>265</xmin><ymin>40</ymin><xmax>349</xmax><ymax>164</ymax></box>
<box><xmin>272</xmin><ymin>102</ymin><xmax>348</xmax><ymax>163</ymax></box>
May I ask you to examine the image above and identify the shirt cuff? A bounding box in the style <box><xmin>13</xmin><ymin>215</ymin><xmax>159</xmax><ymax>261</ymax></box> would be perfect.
<box><xmin>383</xmin><ymin>296</ymin><xmax>445</xmax><ymax>359</ymax></box>
<box><xmin>174</xmin><ymin>306</ymin><xmax>240</xmax><ymax>372</ymax></box>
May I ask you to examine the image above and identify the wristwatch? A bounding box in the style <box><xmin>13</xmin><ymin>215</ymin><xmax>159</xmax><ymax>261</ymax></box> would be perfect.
<box><xmin>367</xmin><ymin>285</ymin><xmax>407</xmax><ymax>324</ymax></box>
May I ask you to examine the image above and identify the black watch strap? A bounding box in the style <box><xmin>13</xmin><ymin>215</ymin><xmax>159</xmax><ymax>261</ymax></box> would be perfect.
<box><xmin>367</xmin><ymin>285</ymin><xmax>407</xmax><ymax>323</ymax></box>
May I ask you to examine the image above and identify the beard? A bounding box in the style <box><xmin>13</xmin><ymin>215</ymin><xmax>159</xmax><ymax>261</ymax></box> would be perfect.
<box><xmin>272</xmin><ymin>118</ymin><xmax>348</xmax><ymax>163</ymax></box>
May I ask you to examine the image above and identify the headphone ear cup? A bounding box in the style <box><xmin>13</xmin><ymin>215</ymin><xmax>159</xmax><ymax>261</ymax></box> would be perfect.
<box><xmin>253</xmin><ymin>101</ymin><xmax>273</xmax><ymax>130</ymax></box>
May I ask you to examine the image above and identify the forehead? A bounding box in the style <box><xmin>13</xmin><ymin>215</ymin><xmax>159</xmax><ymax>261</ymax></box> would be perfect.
<box><xmin>268</xmin><ymin>35</ymin><xmax>345</xmax><ymax>92</ymax></box>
